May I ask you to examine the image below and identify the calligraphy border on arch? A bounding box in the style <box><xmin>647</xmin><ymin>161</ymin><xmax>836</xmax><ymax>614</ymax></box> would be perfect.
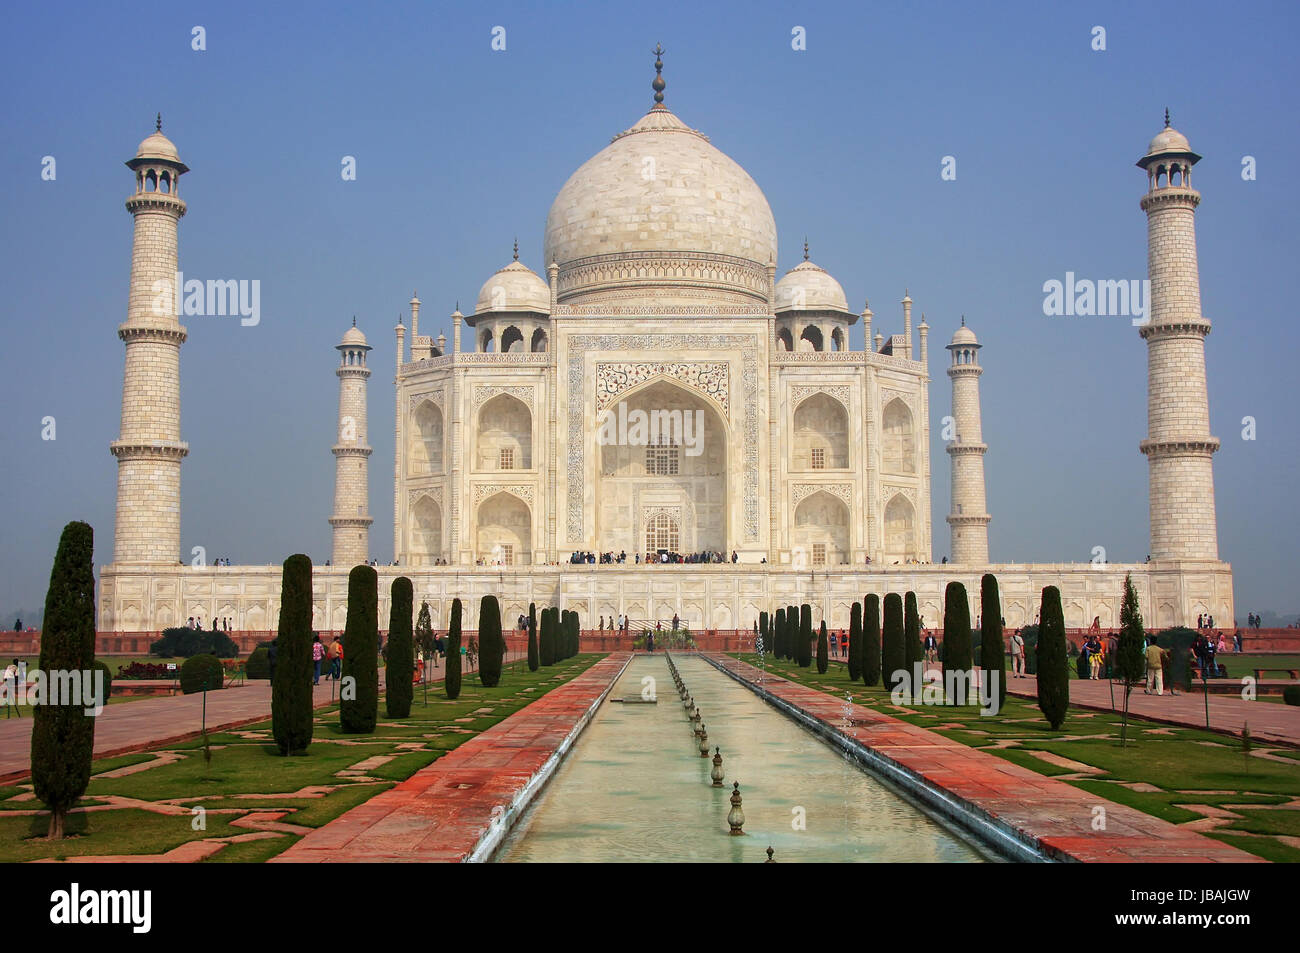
<box><xmin>567</xmin><ymin>333</ymin><xmax>759</xmax><ymax>543</ymax></box>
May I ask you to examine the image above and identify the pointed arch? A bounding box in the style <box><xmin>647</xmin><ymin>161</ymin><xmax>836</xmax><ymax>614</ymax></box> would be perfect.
<box><xmin>476</xmin><ymin>393</ymin><xmax>532</xmax><ymax>470</ymax></box>
<box><xmin>883</xmin><ymin>493</ymin><xmax>915</xmax><ymax>564</ymax></box>
<box><xmin>882</xmin><ymin>398</ymin><xmax>916</xmax><ymax>474</ymax></box>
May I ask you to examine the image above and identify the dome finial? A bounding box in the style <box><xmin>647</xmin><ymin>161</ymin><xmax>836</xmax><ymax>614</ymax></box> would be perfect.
<box><xmin>156</xmin><ymin>112</ymin><xmax>162</xmax><ymax>133</ymax></box>
<box><xmin>803</xmin><ymin>237</ymin><xmax>809</xmax><ymax>261</ymax></box>
<box><xmin>513</xmin><ymin>236</ymin><xmax>519</xmax><ymax>261</ymax></box>
<box><xmin>1164</xmin><ymin>107</ymin><xmax>1171</xmax><ymax>128</ymax></box>
<box><xmin>352</xmin><ymin>315</ymin><xmax>357</xmax><ymax>327</ymax></box>
<box><xmin>652</xmin><ymin>43</ymin><xmax>666</xmax><ymax>105</ymax></box>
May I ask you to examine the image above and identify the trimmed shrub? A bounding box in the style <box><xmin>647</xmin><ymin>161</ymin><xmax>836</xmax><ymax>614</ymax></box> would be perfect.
<box><xmin>386</xmin><ymin>577</ymin><xmax>414</xmax><ymax>718</ymax></box>
<box><xmin>1036</xmin><ymin>586</ymin><xmax>1069</xmax><ymax>730</ymax></box>
<box><xmin>816</xmin><ymin>620</ymin><xmax>829</xmax><ymax>674</ymax></box>
<box><xmin>340</xmin><ymin>565</ymin><xmax>379</xmax><ymax>734</ymax></box>
<box><xmin>941</xmin><ymin>582</ymin><xmax>973</xmax><ymax>702</ymax></box>
<box><xmin>882</xmin><ymin>593</ymin><xmax>905</xmax><ymax>693</ymax></box>
<box><xmin>527</xmin><ymin>603</ymin><xmax>539</xmax><ymax>671</ymax></box>
<box><xmin>1161</xmin><ymin>626</ymin><xmax>1199</xmax><ymax>693</ymax></box>
<box><xmin>32</xmin><ymin>521</ymin><xmax>97</xmax><ymax>839</ymax></box>
<box><xmin>445</xmin><ymin>598</ymin><xmax>463</xmax><ymax>699</ymax></box>
<box><xmin>980</xmin><ymin>574</ymin><xmax>1006</xmax><ymax>711</ymax></box>
<box><xmin>91</xmin><ymin>659</ymin><xmax>112</xmax><ymax>703</ymax></box>
<box><xmin>773</xmin><ymin>608</ymin><xmax>786</xmax><ymax>661</ymax></box>
<box><xmin>847</xmin><ymin>602</ymin><xmax>863</xmax><ymax>681</ymax></box>
<box><xmin>759</xmin><ymin>611</ymin><xmax>769</xmax><ymax>655</ymax></box>
<box><xmin>904</xmin><ymin>592</ymin><xmax>924</xmax><ymax>683</ymax></box>
<box><xmin>798</xmin><ymin>604</ymin><xmax>812</xmax><ymax>668</ymax></box>
<box><xmin>180</xmin><ymin>654</ymin><xmax>224</xmax><ymax>695</ymax></box>
<box><xmin>150</xmin><ymin>626</ymin><xmax>239</xmax><ymax>659</ymax></box>
<box><xmin>246</xmin><ymin>647</ymin><xmax>271</xmax><ymax>680</ymax></box>
<box><xmin>1283</xmin><ymin>686</ymin><xmax>1300</xmax><ymax>707</ymax></box>
<box><xmin>272</xmin><ymin>554</ymin><xmax>314</xmax><ymax>755</ymax></box>
<box><xmin>566</xmin><ymin>609</ymin><xmax>580</xmax><ymax>659</ymax></box>
<box><xmin>478</xmin><ymin>595</ymin><xmax>504</xmax><ymax>687</ymax></box>
<box><xmin>862</xmin><ymin>595</ymin><xmax>881</xmax><ymax>687</ymax></box>
<box><xmin>788</xmin><ymin>605</ymin><xmax>798</xmax><ymax>661</ymax></box>
<box><xmin>539</xmin><ymin>605</ymin><xmax>555</xmax><ymax>667</ymax></box>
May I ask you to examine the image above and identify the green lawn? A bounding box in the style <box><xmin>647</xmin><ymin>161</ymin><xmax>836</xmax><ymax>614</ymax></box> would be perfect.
<box><xmin>2</xmin><ymin>654</ymin><xmax>601</xmax><ymax>862</ymax></box>
<box><xmin>734</xmin><ymin>653</ymin><xmax>1300</xmax><ymax>863</ymax></box>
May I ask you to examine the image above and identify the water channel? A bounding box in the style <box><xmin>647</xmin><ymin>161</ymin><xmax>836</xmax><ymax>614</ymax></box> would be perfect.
<box><xmin>497</xmin><ymin>655</ymin><xmax>993</xmax><ymax>862</ymax></box>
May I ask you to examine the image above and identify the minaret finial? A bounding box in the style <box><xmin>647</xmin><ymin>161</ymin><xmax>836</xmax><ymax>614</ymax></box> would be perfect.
<box><xmin>803</xmin><ymin>237</ymin><xmax>809</xmax><ymax>261</ymax></box>
<box><xmin>652</xmin><ymin>43</ymin><xmax>666</xmax><ymax>105</ymax></box>
<box><xmin>961</xmin><ymin>314</ymin><xmax>965</xmax><ymax>326</ymax></box>
<box><xmin>1164</xmin><ymin>107</ymin><xmax>1171</xmax><ymax>128</ymax></box>
<box><xmin>352</xmin><ymin>315</ymin><xmax>356</xmax><ymax>327</ymax></box>
<box><xmin>513</xmin><ymin>236</ymin><xmax>519</xmax><ymax>261</ymax></box>
<box><xmin>156</xmin><ymin>112</ymin><xmax>162</xmax><ymax>132</ymax></box>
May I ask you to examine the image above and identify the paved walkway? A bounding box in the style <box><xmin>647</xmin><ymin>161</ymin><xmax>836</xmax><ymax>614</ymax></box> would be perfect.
<box><xmin>273</xmin><ymin>653</ymin><xmax>630</xmax><ymax>862</ymax></box>
<box><xmin>1007</xmin><ymin>674</ymin><xmax>1299</xmax><ymax>747</ymax></box>
<box><xmin>0</xmin><ymin>652</ymin><xmax>525</xmax><ymax>783</ymax></box>
<box><xmin>709</xmin><ymin>655</ymin><xmax>1261</xmax><ymax>862</ymax></box>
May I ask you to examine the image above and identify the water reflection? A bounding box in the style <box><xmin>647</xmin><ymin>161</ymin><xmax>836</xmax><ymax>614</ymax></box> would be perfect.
<box><xmin>498</xmin><ymin>656</ymin><xmax>987</xmax><ymax>863</ymax></box>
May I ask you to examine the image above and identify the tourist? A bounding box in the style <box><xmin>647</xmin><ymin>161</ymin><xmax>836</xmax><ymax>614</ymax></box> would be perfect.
<box><xmin>311</xmin><ymin>635</ymin><xmax>325</xmax><ymax>685</ymax></box>
<box><xmin>328</xmin><ymin>637</ymin><xmax>342</xmax><ymax>679</ymax></box>
<box><xmin>1216</xmin><ymin>632</ymin><xmax>1226</xmax><ymax>655</ymax></box>
<box><xmin>12</xmin><ymin>618</ymin><xmax>20</xmax><ymax>633</ymax></box>
<box><xmin>1010</xmin><ymin>629</ymin><xmax>1025</xmax><ymax>677</ymax></box>
<box><xmin>830</xmin><ymin>630</ymin><xmax>839</xmax><ymax>656</ymax></box>
<box><xmin>1234</xmin><ymin>630</ymin><xmax>1242</xmax><ymax>653</ymax></box>
<box><xmin>923</xmin><ymin>631</ymin><xmax>938</xmax><ymax>665</ymax></box>
<box><xmin>599</xmin><ymin>616</ymin><xmax>605</xmax><ymax>632</ymax></box>
<box><xmin>1086</xmin><ymin>634</ymin><xmax>1103</xmax><ymax>680</ymax></box>
<box><xmin>839</xmin><ymin>630</ymin><xmax>847</xmax><ymax>658</ymax></box>
<box><xmin>3</xmin><ymin>660</ymin><xmax>19</xmax><ymax>718</ymax></box>
<box><xmin>672</xmin><ymin>613</ymin><xmax>680</xmax><ymax>632</ymax></box>
<box><xmin>1144</xmin><ymin>637</ymin><xmax>1164</xmax><ymax>695</ymax></box>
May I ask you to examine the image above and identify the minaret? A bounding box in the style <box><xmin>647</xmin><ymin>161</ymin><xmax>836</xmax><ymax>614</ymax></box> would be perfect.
<box><xmin>111</xmin><ymin>116</ymin><xmax>190</xmax><ymax>564</ymax></box>
<box><xmin>946</xmin><ymin>318</ymin><xmax>990</xmax><ymax>563</ymax></box>
<box><xmin>394</xmin><ymin>312</ymin><xmax>405</xmax><ymax>564</ymax></box>
<box><xmin>902</xmin><ymin>289</ymin><xmax>913</xmax><ymax>358</ymax></box>
<box><xmin>1138</xmin><ymin>112</ymin><xmax>1219</xmax><ymax>561</ymax></box>
<box><xmin>330</xmin><ymin>319</ymin><xmax>373</xmax><ymax>567</ymax></box>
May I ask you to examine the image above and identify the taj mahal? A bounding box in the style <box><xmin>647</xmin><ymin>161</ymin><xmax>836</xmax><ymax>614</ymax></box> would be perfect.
<box><xmin>98</xmin><ymin>55</ymin><xmax>1234</xmax><ymax>637</ymax></box>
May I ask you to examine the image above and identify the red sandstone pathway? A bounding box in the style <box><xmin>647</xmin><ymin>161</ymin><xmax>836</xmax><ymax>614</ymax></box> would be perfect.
<box><xmin>0</xmin><ymin>652</ymin><xmax>525</xmax><ymax>783</ymax></box>
<box><xmin>710</xmin><ymin>655</ymin><xmax>1261</xmax><ymax>862</ymax></box>
<box><xmin>1008</xmin><ymin>675</ymin><xmax>1299</xmax><ymax>747</ymax></box>
<box><xmin>272</xmin><ymin>653</ymin><xmax>631</xmax><ymax>863</ymax></box>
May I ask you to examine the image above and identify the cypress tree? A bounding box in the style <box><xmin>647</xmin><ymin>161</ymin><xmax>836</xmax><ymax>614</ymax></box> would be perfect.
<box><xmin>789</xmin><ymin>605</ymin><xmax>798</xmax><ymax>661</ymax></box>
<box><xmin>882</xmin><ymin>593</ymin><xmax>905</xmax><ymax>693</ymax></box>
<box><xmin>271</xmin><ymin>554</ymin><xmax>313</xmax><ymax>755</ymax></box>
<box><xmin>567</xmin><ymin>609</ymin><xmax>580</xmax><ymax>658</ymax></box>
<box><xmin>386</xmin><ymin>576</ymin><xmax>414</xmax><ymax>718</ymax></box>
<box><xmin>31</xmin><ymin>521</ymin><xmax>96</xmax><ymax>839</ymax></box>
<box><xmin>340</xmin><ymin>565</ymin><xmax>379</xmax><ymax>733</ymax></box>
<box><xmin>1115</xmin><ymin>573</ymin><xmax>1146</xmax><ymax>746</ymax></box>
<box><xmin>798</xmin><ymin>604</ymin><xmax>813</xmax><ymax>668</ymax></box>
<box><xmin>539</xmin><ymin>605</ymin><xmax>555</xmax><ymax>666</ymax></box>
<box><xmin>478</xmin><ymin>594</ymin><xmax>504</xmax><ymax>687</ymax></box>
<box><xmin>847</xmin><ymin>601</ymin><xmax>863</xmax><ymax>681</ymax></box>
<box><xmin>527</xmin><ymin>602</ymin><xmax>539</xmax><ymax>671</ymax></box>
<box><xmin>904</xmin><ymin>592</ymin><xmax>924</xmax><ymax>695</ymax></box>
<box><xmin>863</xmin><ymin>595</ymin><xmax>882</xmax><ymax>686</ymax></box>
<box><xmin>941</xmin><ymin>581</ymin><xmax>973</xmax><ymax>705</ymax></box>
<box><xmin>980</xmin><ymin>574</ymin><xmax>1006</xmax><ymax>712</ymax></box>
<box><xmin>445</xmin><ymin>598</ymin><xmax>463</xmax><ymax>699</ymax></box>
<box><xmin>816</xmin><ymin>620</ymin><xmax>829</xmax><ymax>674</ymax></box>
<box><xmin>759</xmin><ymin>611</ymin><xmax>769</xmax><ymax>655</ymax></box>
<box><xmin>1036</xmin><ymin>586</ymin><xmax>1069</xmax><ymax>730</ymax></box>
<box><xmin>773</xmin><ymin>608</ymin><xmax>786</xmax><ymax>661</ymax></box>
<box><xmin>415</xmin><ymin>601</ymin><xmax>434</xmax><ymax>682</ymax></box>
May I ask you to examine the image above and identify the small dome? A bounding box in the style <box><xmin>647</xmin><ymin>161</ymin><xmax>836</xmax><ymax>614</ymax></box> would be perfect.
<box><xmin>1147</xmin><ymin>126</ymin><xmax>1191</xmax><ymax>156</ymax></box>
<box><xmin>341</xmin><ymin>323</ymin><xmax>368</xmax><ymax>347</ymax></box>
<box><xmin>135</xmin><ymin>130</ymin><xmax>181</xmax><ymax>163</ymax></box>
<box><xmin>774</xmin><ymin>259</ymin><xmax>849</xmax><ymax>313</ymax></box>
<box><xmin>474</xmin><ymin>259</ymin><xmax>551</xmax><ymax>315</ymax></box>
<box><xmin>949</xmin><ymin>323</ymin><xmax>978</xmax><ymax>347</ymax></box>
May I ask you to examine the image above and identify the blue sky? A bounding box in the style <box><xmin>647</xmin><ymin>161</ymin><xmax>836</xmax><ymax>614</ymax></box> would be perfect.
<box><xmin>1</xmin><ymin>0</ymin><xmax>1296</xmax><ymax>619</ymax></box>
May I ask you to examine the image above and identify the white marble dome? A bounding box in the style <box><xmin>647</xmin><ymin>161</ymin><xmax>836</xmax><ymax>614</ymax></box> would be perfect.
<box><xmin>774</xmin><ymin>259</ymin><xmax>849</xmax><ymax>313</ymax></box>
<box><xmin>950</xmin><ymin>323</ymin><xmax>978</xmax><ymax>347</ymax></box>
<box><xmin>1146</xmin><ymin>125</ymin><xmax>1192</xmax><ymax>155</ymax></box>
<box><xmin>341</xmin><ymin>323</ymin><xmax>368</xmax><ymax>347</ymax></box>
<box><xmin>474</xmin><ymin>259</ymin><xmax>551</xmax><ymax>315</ymax></box>
<box><xmin>135</xmin><ymin>130</ymin><xmax>181</xmax><ymax>163</ymax></box>
<box><xmin>543</xmin><ymin>105</ymin><xmax>777</xmax><ymax>306</ymax></box>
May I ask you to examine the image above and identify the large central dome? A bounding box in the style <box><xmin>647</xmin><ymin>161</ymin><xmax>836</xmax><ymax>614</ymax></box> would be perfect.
<box><xmin>543</xmin><ymin>103</ymin><xmax>777</xmax><ymax>308</ymax></box>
